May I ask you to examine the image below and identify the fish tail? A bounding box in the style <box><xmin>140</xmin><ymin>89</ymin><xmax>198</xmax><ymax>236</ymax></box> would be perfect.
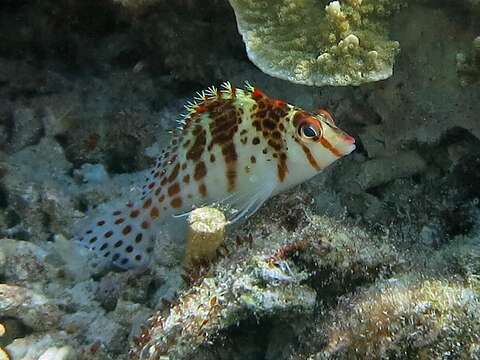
<box><xmin>74</xmin><ymin>198</ymin><xmax>162</xmax><ymax>269</ymax></box>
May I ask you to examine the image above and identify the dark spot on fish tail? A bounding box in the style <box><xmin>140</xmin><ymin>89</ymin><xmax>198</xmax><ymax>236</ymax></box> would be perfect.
<box><xmin>135</xmin><ymin>233</ymin><xmax>143</xmax><ymax>243</ymax></box>
<box><xmin>100</xmin><ymin>243</ymin><xmax>108</xmax><ymax>251</ymax></box>
<box><xmin>141</xmin><ymin>221</ymin><xmax>150</xmax><ymax>229</ymax></box>
<box><xmin>122</xmin><ymin>225</ymin><xmax>132</xmax><ymax>235</ymax></box>
<box><xmin>130</xmin><ymin>209</ymin><xmax>140</xmax><ymax>218</ymax></box>
<box><xmin>135</xmin><ymin>254</ymin><xmax>142</xmax><ymax>261</ymax></box>
<box><xmin>126</xmin><ymin>245</ymin><xmax>133</xmax><ymax>253</ymax></box>
<box><xmin>114</xmin><ymin>240</ymin><xmax>123</xmax><ymax>248</ymax></box>
<box><xmin>97</xmin><ymin>220</ymin><xmax>105</xmax><ymax>226</ymax></box>
<box><xmin>121</xmin><ymin>258</ymin><xmax>129</xmax><ymax>265</ymax></box>
<box><xmin>104</xmin><ymin>231</ymin><xmax>113</xmax><ymax>238</ymax></box>
<box><xmin>114</xmin><ymin>218</ymin><xmax>125</xmax><ymax>225</ymax></box>
<box><xmin>89</xmin><ymin>237</ymin><xmax>97</xmax><ymax>244</ymax></box>
<box><xmin>112</xmin><ymin>253</ymin><xmax>120</xmax><ymax>261</ymax></box>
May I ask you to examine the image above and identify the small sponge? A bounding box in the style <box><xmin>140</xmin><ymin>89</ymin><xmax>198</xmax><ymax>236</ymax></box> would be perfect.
<box><xmin>184</xmin><ymin>207</ymin><xmax>227</xmax><ymax>266</ymax></box>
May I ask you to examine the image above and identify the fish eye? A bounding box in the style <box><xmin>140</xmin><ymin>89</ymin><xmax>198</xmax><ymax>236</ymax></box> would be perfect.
<box><xmin>298</xmin><ymin>122</ymin><xmax>322</xmax><ymax>141</ymax></box>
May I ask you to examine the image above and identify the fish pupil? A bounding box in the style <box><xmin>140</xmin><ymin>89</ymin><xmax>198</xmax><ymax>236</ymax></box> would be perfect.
<box><xmin>301</xmin><ymin>125</ymin><xmax>317</xmax><ymax>138</ymax></box>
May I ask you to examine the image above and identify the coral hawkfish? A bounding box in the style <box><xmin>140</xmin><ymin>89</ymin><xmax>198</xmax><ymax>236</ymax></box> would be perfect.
<box><xmin>74</xmin><ymin>82</ymin><xmax>355</xmax><ymax>268</ymax></box>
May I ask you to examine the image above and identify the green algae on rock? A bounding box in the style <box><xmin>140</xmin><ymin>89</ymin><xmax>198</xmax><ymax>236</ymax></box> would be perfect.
<box><xmin>227</xmin><ymin>0</ymin><xmax>403</xmax><ymax>86</ymax></box>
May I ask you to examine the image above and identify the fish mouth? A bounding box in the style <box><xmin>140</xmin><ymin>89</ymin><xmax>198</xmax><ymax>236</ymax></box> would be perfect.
<box><xmin>340</xmin><ymin>133</ymin><xmax>356</xmax><ymax>155</ymax></box>
<box><xmin>344</xmin><ymin>143</ymin><xmax>356</xmax><ymax>155</ymax></box>
<box><xmin>343</xmin><ymin>134</ymin><xmax>355</xmax><ymax>145</ymax></box>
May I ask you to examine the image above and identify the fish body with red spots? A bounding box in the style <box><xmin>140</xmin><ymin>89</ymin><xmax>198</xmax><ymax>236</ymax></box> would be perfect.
<box><xmin>74</xmin><ymin>82</ymin><xmax>355</xmax><ymax>269</ymax></box>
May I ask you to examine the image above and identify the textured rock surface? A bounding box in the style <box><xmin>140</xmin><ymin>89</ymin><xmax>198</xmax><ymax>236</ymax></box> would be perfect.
<box><xmin>0</xmin><ymin>284</ymin><xmax>63</xmax><ymax>332</ymax></box>
<box><xmin>300</xmin><ymin>277</ymin><xmax>480</xmax><ymax>359</ymax></box>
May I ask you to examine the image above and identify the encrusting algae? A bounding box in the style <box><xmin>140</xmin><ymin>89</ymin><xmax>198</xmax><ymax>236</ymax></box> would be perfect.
<box><xmin>318</xmin><ymin>277</ymin><xmax>480</xmax><ymax>359</ymax></box>
<box><xmin>73</xmin><ymin>82</ymin><xmax>355</xmax><ymax>269</ymax></box>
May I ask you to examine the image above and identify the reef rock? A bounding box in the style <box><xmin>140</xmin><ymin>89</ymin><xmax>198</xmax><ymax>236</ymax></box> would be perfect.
<box><xmin>316</xmin><ymin>277</ymin><xmax>480</xmax><ymax>359</ymax></box>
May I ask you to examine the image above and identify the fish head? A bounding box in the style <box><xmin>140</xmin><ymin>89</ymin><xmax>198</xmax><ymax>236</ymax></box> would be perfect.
<box><xmin>288</xmin><ymin>108</ymin><xmax>356</xmax><ymax>172</ymax></box>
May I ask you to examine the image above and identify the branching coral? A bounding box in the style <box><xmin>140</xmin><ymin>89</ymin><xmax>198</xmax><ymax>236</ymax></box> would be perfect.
<box><xmin>228</xmin><ymin>0</ymin><xmax>404</xmax><ymax>86</ymax></box>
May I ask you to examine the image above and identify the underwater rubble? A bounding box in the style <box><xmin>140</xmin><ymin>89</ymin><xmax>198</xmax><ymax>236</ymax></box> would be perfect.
<box><xmin>0</xmin><ymin>0</ymin><xmax>480</xmax><ymax>359</ymax></box>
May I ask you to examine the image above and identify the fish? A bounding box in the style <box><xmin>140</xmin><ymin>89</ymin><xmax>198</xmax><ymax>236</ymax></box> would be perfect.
<box><xmin>74</xmin><ymin>82</ymin><xmax>356</xmax><ymax>269</ymax></box>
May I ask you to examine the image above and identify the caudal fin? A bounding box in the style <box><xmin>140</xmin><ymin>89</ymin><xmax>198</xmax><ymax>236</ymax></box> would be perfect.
<box><xmin>74</xmin><ymin>201</ymin><xmax>158</xmax><ymax>269</ymax></box>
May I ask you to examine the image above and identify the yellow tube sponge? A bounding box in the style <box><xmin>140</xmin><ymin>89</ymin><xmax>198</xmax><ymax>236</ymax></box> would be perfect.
<box><xmin>228</xmin><ymin>0</ymin><xmax>403</xmax><ymax>86</ymax></box>
<box><xmin>184</xmin><ymin>207</ymin><xmax>227</xmax><ymax>266</ymax></box>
